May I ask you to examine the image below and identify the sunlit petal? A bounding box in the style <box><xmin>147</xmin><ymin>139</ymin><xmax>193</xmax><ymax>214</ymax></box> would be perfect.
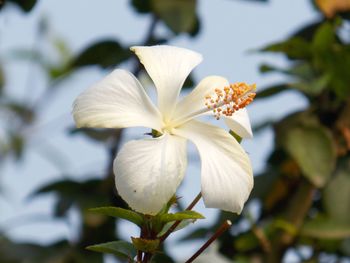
<box><xmin>113</xmin><ymin>134</ymin><xmax>187</xmax><ymax>215</ymax></box>
<box><xmin>174</xmin><ymin>120</ymin><xmax>253</xmax><ymax>213</ymax></box>
<box><xmin>224</xmin><ymin>108</ymin><xmax>253</xmax><ymax>139</ymax></box>
<box><xmin>131</xmin><ymin>45</ymin><xmax>202</xmax><ymax>119</ymax></box>
<box><xmin>173</xmin><ymin>76</ymin><xmax>229</xmax><ymax>122</ymax></box>
<box><xmin>73</xmin><ymin>69</ymin><xmax>162</xmax><ymax>130</ymax></box>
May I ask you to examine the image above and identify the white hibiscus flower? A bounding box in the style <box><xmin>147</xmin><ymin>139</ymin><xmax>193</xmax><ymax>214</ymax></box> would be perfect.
<box><xmin>72</xmin><ymin>45</ymin><xmax>255</xmax><ymax>215</ymax></box>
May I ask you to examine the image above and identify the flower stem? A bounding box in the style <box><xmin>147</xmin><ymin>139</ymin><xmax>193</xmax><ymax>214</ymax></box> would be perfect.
<box><xmin>159</xmin><ymin>192</ymin><xmax>202</xmax><ymax>242</ymax></box>
<box><xmin>185</xmin><ymin>220</ymin><xmax>232</xmax><ymax>263</ymax></box>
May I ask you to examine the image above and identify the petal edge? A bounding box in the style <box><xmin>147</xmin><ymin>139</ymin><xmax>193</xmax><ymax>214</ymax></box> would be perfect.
<box><xmin>73</xmin><ymin>69</ymin><xmax>162</xmax><ymax>130</ymax></box>
<box><xmin>174</xmin><ymin>120</ymin><xmax>253</xmax><ymax>213</ymax></box>
<box><xmin>131</xmin><ymin>45</ymin><xmax>202</xmax><ymax>120</ymax></box>
<box><xmin>114</xmin><ymin>134</ymin><xmax>187</xmax><ymax>215</ymax></box>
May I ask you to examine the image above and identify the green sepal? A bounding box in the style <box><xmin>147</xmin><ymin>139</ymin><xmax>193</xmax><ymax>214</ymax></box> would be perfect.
<box><xmin>151</xmin><ymin>129</ymin><xmax>162</xmax><ymax>138</ymax></box>
<box><xmin>89</xmin><ymin>207</ymin><xmax>144</xmax><ymax>227</ymax></box>
<box><xmin>131</xmin><ymin>237</ymin><xmax>160</xmax><ymax>253</ymax></box>
<box><xmin>229</xmin><ymin>130</ymin><xmax>242</xmax><ymax>143</ymax></box>
<box><xmin>159</xmin><ymin>210</ymin><xmax>204</xmax><ymax>224</ymax></box>
<box><xmin>86</xmin><ymin>241</ymin><xmax>136</xmax><ymax>260</ymax></box>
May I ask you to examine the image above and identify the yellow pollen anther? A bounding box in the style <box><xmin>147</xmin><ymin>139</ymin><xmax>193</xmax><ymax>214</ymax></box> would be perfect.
<box><xmin>204</xmin><ymin>82</ymin><xmax>256</xmax><ymax>120</ymax></box>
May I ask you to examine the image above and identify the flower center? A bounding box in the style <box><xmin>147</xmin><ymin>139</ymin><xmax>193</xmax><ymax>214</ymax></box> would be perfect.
<box><xmin>205</xmin><ymin>82</ymin><xmax>256</xmax><ymax>120</ymax></box>
<box><xmin>169</xmin><ymin>82</ymin><xmax>256</xmax><ymax>128</ymax></box>
<box><xmin>161</xmin><ymin>122</ymin><xmax>175</xmax><ymax>134</ymax></box>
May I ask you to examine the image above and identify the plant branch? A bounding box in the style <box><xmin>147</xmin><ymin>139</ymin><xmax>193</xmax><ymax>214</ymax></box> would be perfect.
<box><xmin>185</xmin><ymin>220</ymin><xmax>232</xmax><ymax>263</ymax></box>
<box><xmin>159</xmin><ymin>192</ymin><xmax>202</xmax><ymax>242</ymax></box>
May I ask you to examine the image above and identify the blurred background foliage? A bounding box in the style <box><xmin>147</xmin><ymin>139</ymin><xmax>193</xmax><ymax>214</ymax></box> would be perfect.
<box><xmin>0</xmin><ymin>0</ymin><xmax>350</xmax><ymax>262</ymax></box>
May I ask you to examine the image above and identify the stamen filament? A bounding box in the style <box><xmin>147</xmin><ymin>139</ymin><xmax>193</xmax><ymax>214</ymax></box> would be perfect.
<box><xmin>172</xmin><ymin>82</ymin><xmax>256</xmax><ymax>127</ymax></box>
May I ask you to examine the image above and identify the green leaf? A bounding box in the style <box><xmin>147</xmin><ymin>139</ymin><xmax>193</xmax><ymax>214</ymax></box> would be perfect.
<box><xmin>86</xmin><ymin>241</ymin><xmax>136</xmax><ymax>260</ymax></box>
<box><xmin>234</xmin><ymin>231</ymin><xmax>260</xmax><ymax>252</ymax></box>
<box><xmin>301</xmin><ymin>216</ymin><xmax>350</xmax><ymax>239</ymax></box>
<box><xmin>262</xmin><ymin>37</ymin><xmax>311</xmax><ymax>60</ymax></box>
<box><xmin>293</xmin><ymin>74</ymin><xmax>330</xmax><ymax>95</ymax></box>
<box><xmin>131</xmin><ymin>0</ymin><xmax>152</xmax><ymax>13</ymax></box>
<box><xmin>284</xmin><ymin>125</ymin><xmax>336</xmax><ymax>187</ymax></box>
<box><xmin>33</xmin><ymin>179</ymin><xmax>110</xmax><ymax>212</ymax></box>
<box><xmin>6</xmin><ymin>0</ymin><xmax>37</xmax><ymax>12</ymax></box>
<box><xmin>292</xmin><ymin>20</ymin><xmax>323</xmax><ymax>41</ymax></box>
<box><xmin>90</xmin><ymin>207</ymin><xmax>144</xmax><ymax>226</ymax></box>
<box><xmin>255</xmin><ymin>84</ymin><xmax>290</xmax><ymax>99</ymax></box>
<box><xmin>323</xmin><ymin>159</ymin><xmax>350</xmax><ymax>223</ymax></box>
<box><xmin>159</xmin><ymin>210</ymin><xmax>204</xmax><ymax>223</ymax></box>
<box><xmin>151</xmin><ymin>0</ymin><xmax>197</xmax><ymax>34</ymax></box>
<box><xmin>312</xmin><ymin>22</ymin><xmax>335</xmax><ymax>52</ymax></box>
<box><xmin>259</xmin><ymin>64</ymin><xmax>278</xmax><ymax>73</ymax></box>
<box><xmin>260</xmin><ymin>62</ymin><xmax>314</xmax><ymax>80</ymax></box>
<box><xmin>69</xmin><ymin>128</ymin><xmax>119</xmax><ymax>142</ymax></box>
<box><xmin>131</xmin><ymin>237</ymin><xmax>159</xmax><ymax>253</ymax></box>
<box><xmin>72</xmin><ymin>40</ymin><xmax>130</xmax><ymax>68</ymax></box>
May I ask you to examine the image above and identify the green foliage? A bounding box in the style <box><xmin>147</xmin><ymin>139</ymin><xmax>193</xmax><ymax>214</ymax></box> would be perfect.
<box><xmin>131</xmin><ymin>0</ymin><xmax>199</xmax><ymax>35</ymax></box>
<box><xmin>72</xmin><ymin>40</ymin><xmax>131</xmax><ymax>69</ymax></box>
<box><xmin>86</xmin><ymin>241</ymin><xmax>136</xmax><ymax>260</ymax></box>
<box><xmin>90</xmin><ymin>207</ymin><xmax>144</xmax><ymax>226</ymax></box>
<box><xmin>69</xmin><ymin>128</ymin><xmax>119</xmax><ymax>142</ymax></box>
<box><xmin>301</xmin><ymin>216</ymin><xmax>350</xmax><ymax>239</ymax></box>
<box><xmin>283</xmin><ymin>124</ymin><xmax>336</xmax><ymax>187</ymax></box>
<box><xmin>159</xmin><ymin>210</ymin><xmax>204</xmax><ymax>223</ymax></box>
<box><xmin>151</xmin><ymin>0</ymin><xmax>197</xmax><ymax>34</ymax></box>
<box><xmin>131</xmin><ymin>0</ymin><xmax>152</xmax><ymax>14</ymax></box>
<box><xmin>262</xmin><ymin>19</ymin><xmax>350</xmax><ymax>100</ymax></box>
<box><xmin>34</xmin><ymin>179</ymin><xmax>110</xmax><ymax>216</ymax></box>
<box><xmin>1</xmin><ymin>0</ymin><xmax>37</xmax><ymax>12</ymax></box>
<box><xmin>262</xmin><ymin>37</ymin><xmax>312</xmax><ymax>59</ymax></box>
<box><xmin>323</xmin><ymin>159</ymin><xmax>350</xmax><ymax>223</ymax></box>
<box><xmin>255</xmin><ymin>83</ymin><xmax>290</xmax><ymax>99</ymax></box>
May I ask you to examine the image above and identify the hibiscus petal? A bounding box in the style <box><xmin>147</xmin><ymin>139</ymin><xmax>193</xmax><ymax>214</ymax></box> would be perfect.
<box><xmin>73</xmin><ymin>69</ymin><xmax>162</xmax><ymax>130</ymax></box>
<box><xmin>131</xmin><ymin>45</ymin><xmax>202</xmax><ymax>119</ymax></box>
<box><xmin>224</xmin><ymin>108</ymin><xmax>253</xmax><ymax>139</ymax></box>
<box><xmin>173</xmin><ymin>120</ymin><xmax>253</xmax><ymax>213</ymax></box>
<box><xmin>173</xmin><ymin>76</ymin><xmax>229</xmax><ymax>122</ymax></box>
<box><xmin>114</xmin><ymin>134</ymin><xmax>187</xmax><ymax>215</ymax></box>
